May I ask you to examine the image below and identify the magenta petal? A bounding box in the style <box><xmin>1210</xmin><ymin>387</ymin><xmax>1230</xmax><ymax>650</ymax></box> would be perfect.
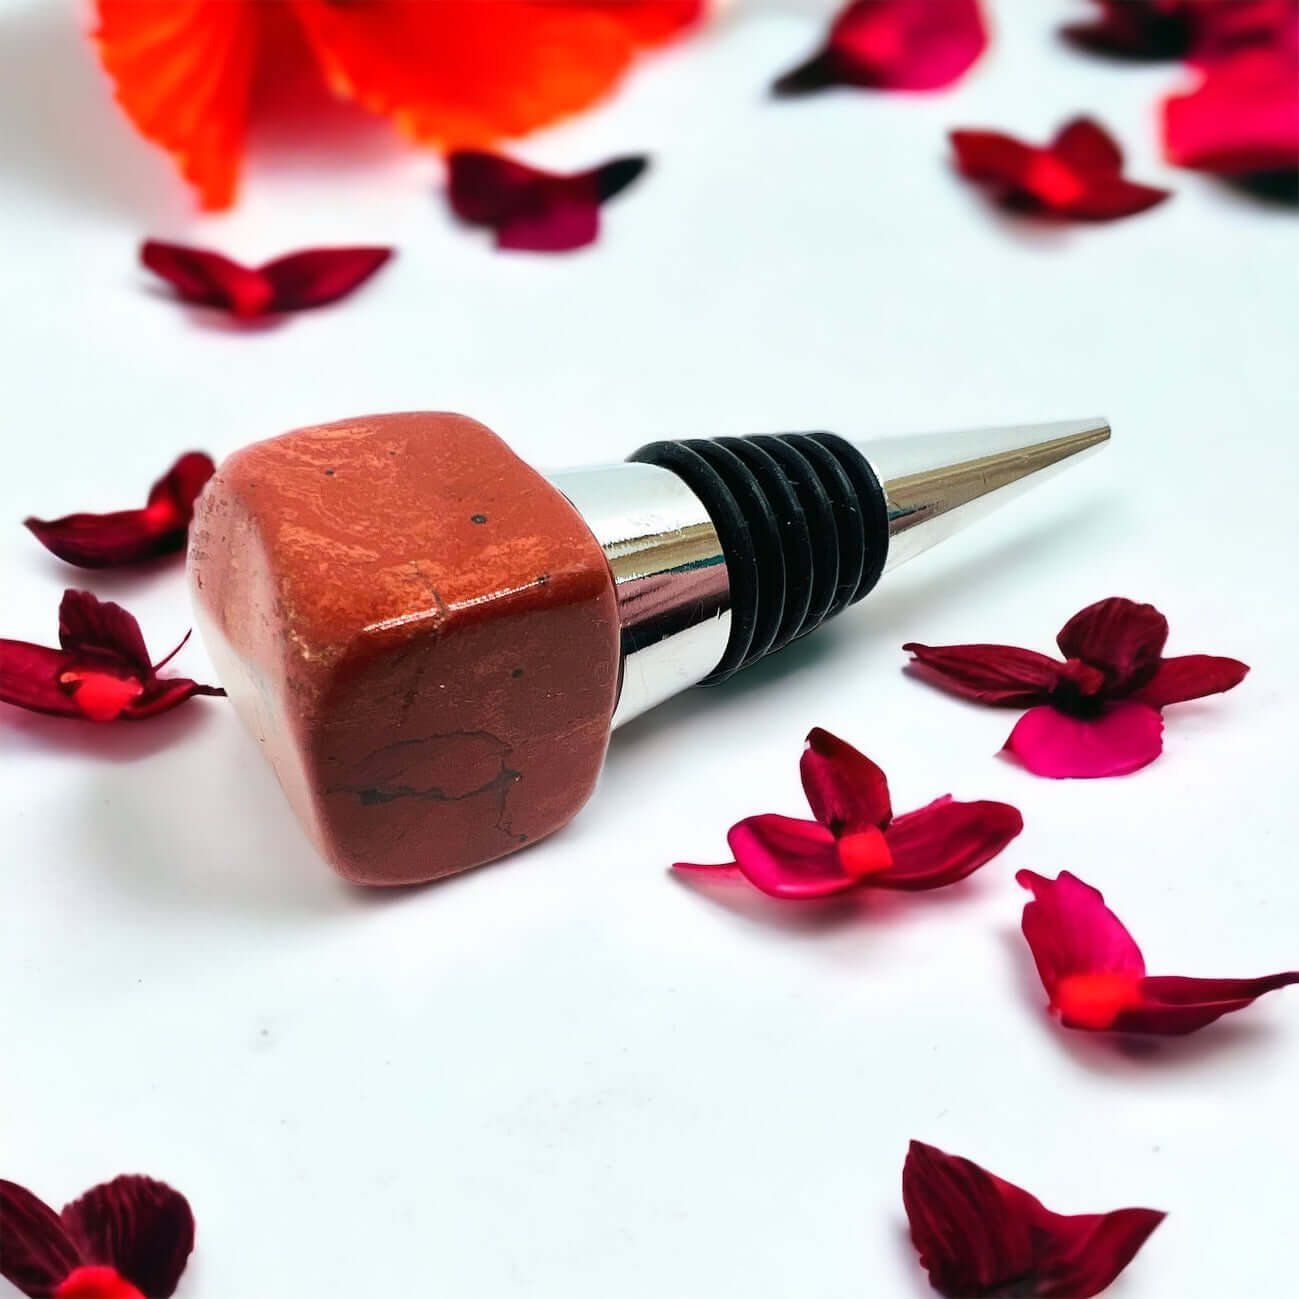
<box><xmin>259</xmin><ymin>247</ymin><xmax>393</xmax><ymax>310</ymax></box>
<box><xmin>874</xmin><ymin>796</ymin><xmax>1022</xmax><ymax>891</ymax></box>
<box><xmin>0</xmin><ymin>1180</ymin><xmax>83</xmax><ymax>1297</ymax></box>
<box><xmin>799</xmin><ymin>727</ymin><xmax>892</xmax><ymax>833</ymax></box>
<box><xmin>726</xmin><ymin>814</ymin><xmax>853</xmax><ymax>899</ymax></box>
<box><xmin>61</xmin><ymin>1177</ymin><xmax>194</xmax><ymax>1299</ymax></box>
<box><xmin>671</xmin><ymin>860</ymin><xmax>743</xmax><ymax>880</ymax></box>
<box><xmin>1131</xmin><ymin>654</ymin><xmax>1250</xmax><ymax>708</ymax></box>
<box><xmin>1055</xmin><ymin>597</ymin><xmax>1169</xmax><ymax>693</ymax></box>
<box><xmin>1005</xmin><ymin>701</ymin><xmax>1164</xmax><ymax>778</ymax></box>
<box><xmin>902</xmin><ymin>641</ymin><xmax>1061</xmax><ymax>705</ymax></box>
<box><xmin>497</xmin><ymin>192</ymin><xmax>600</xmax><ymax>253</ymax></box>
<box><xmin>1017</xmin><ymin>870</ymin><xmax>1146</xmax><ymax>994</ymax></box>
<box><xmin>1115</xmin><ymin>973</ymin><xmax>1299</xmax><ymax>1035</ymax></box>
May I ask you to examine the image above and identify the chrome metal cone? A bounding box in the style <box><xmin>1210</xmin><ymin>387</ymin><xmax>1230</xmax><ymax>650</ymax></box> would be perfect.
<box><xmin>856</xmin><ymin>417</ymin><xmax>1111</xmax><ymax>573</ymax></box>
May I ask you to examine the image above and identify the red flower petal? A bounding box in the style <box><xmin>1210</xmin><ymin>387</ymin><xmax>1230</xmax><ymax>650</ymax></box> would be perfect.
<box><xmin>799</xmin><ymin>726</ymin><xmax>892</xmax><ymax>833</ymax></box>
<box><xmin>447</xmin><ymin>152</ymin><xmax>648</xmax><ymax>252</ymax></box>
<box><xmin>25</xmin><ymin>453</ymin><xmax>214</xmax><ymax>569</ymax></box>
<box><xmin>55</xmin><ymin>1267</ymin><xmax>144</xmax><ymax>1299</ymax></box>
<box><xmin>902</xmin><ymin>641</ymin><xmax>1061</xmax><ymax>705</ymax></box>
<box><xmin>1055</xmin><ymin>597</ymin><xmax>1169</xmax><ymax>694</ymax></box>
<box><xmin>58</xmin><ymin>590</ymin><xmax>152</xmax><ymax>677</ymax></box>
<box><xmin>0</xmin><ymin>641</ymin><xmax>87</xmax><ymax>719</ymax></box>
<box><xmin>773</xmin><ymin>0</ymin><xmax>988</xmax><ymax>95</ymax></box>
<box><xmin>1004</xmin><ymin>700</ymin><xmax>1164</xmax><ymax>778</ymax></box>
<box><xmin>141</xmin><ymin>241</ymin><xmax>392</xmax><ymax>316</ymax></box>
<box><xmin>875</xmin><ymin>796</ymin><xmax>1023</xmax><ymax>891</ymax></box>
<box><xmin>726</xmin><ymin>814</ymin><xmax>853</xmax><ymax>898</ymax></box>
<box><xmin>1190</xmin><ymin>0</ymin><xmax>1299</xmax><ymax>68</ymax></box>
<box><xmin>902</xmin><ymin>1141</ymin><xmax>1164</xmax><ymax>1299</ymax></box>
<box><xmin>94</xmin><ymin>1</ymin><xmax>263</xmax><ymax>209</ymax></box>
<box><xmin>951</xmin><ymin>120</ymin><xmax>1170</xmax><ymax>220</ymax></box>
<box><xmin>0</xmin><ymin>1180</ymin><xmax>83</xmax><ymax>1297</ymax></box>
<box><xmin>1130</xmin><ymin>653</ymin><xmax>1250</xmax><ymax>708</ymax></box>
<box><xmin>1062</xmin><ymin>0</ymin><xmax>1195</xmax><ymax>60</ymax></box>
<box><xmin>1163</xmin><ymin>45</ymin><xmax>1299</xmax><ymax>177</ymax></box>
<box><xmin>1018</xmin><ymin>871</ymin><xmax>1299</xmax><ymax>1035</ymax></box>
<box><xmin>61</xmin><ymin>1177</ymin><xmax>194</xmax><ymax>1299</ymax></box>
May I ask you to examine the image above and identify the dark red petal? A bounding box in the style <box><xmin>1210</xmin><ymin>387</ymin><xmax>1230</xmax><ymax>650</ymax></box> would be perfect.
<box><xmin>0</xmin><ymin>1180</ymin><xmax>83</xmax><ymax>1297</ymax></box>
<box><xmin>259</xmin><ymin>247</ymin><xmax>393</xmax><ymax>311</ymax></box>
<box><xmin>1017</xmin><ymin>870</ymin><xmax>1146</xmax><ymax>999</ymax></box>
<box><xmin>1062</xmin><ymin>0</ymin><xmax>1195</xmax><ymax>60</ymax></box>
<box><xmin>1130</xmin><ymin>653</ymin><xmax>1250</xmax><ymax>708</ymax></box>
<box><xmin>1058</xmin><ymin>175</ymin><xmax>1172</xmax><ymax>220</ymax></box>
<box><xmin>0</xmin><ymin>640</ymin><xmax>83</xmax><ymax>719</ymax></box>
<box><xmin>124</xmin><ymin>675</ymin><xmax>225</xmax><ymax>720</ymax></box>
<box><xmin>1055</xmin><ymin>597</ymin><xmax>1169</xmax><ymax>693</ymax></box>
<box><xmin>1004</xmin><ymin>701</ymin><xmax>1164</xmax><ymax>779</ymax></box>
<box><xmin>903</xmin><ymin>641</ymin><xmax>1061</xmax><ymax>705</ymax></box>
<box><xmin>725</xmin><ymin>813</ymin><xmax>854</xmax><ymax>899</ymax></box>
<box><xmin>798</xmin><ymin>727</ymin><xmax>891</xmax><ymax>834</ymax></box>
<box><xmin>949</xmin><ymin>130</ymin><xmax>1041</xmax><ymax>188</ymax></box>
<box><xmin>61</xmin><ymin>1177</ymin><xmax>194</xmax><ymax>1299</ymax></box>
<box><xmin>1112</xmin><ymin>972</ymin><xmax>1299</xmax><ymax>1035</ymax></box>
<box><xmin>901</xmin><ymin>1142</ymin><xmax>1036</xmax><ymax>1297</ymax></box>
<box><xmin>1189</xmin><ymin>0</ymin><xmax>1299</xmax><ymax>69</ymax></box>
<box><xmin>1052</xmin><ymin>117</ymin><xmax>1125</xmax><ymax>176</ymax></box>
<box><xmin>774</xmin><ymin>0</ymin><xmax>988</xmax><ymax>95</ymax></box>
<box><xmin>24</xmin><ymin>453</ymin><xmax>214</xmax><ymax>569</ymax></box>
<box><xmin>54</xmin><ymin>1267</ymin><xmax>144</xmax><ymax>1299</ymax></box>
<box><xmin>139</xmin><ymin>240</ymin><xmax>272</xmax><ymax>317</ymax></box>
<box><xmin>1164</xmin><ymin>47</ymin><xmax>1299</xmax><ymax>175</ymax></box>
<box><xmin>57</xmin><ymin>591</ymin><xmax>151</xmax><ymax>677</ymax></box>
<box><xmin>1033</xmin><ymin>1206</ymin><xmax>1167</xmax><ymax>1297</ymax></box>
<box><xmin>874</xmin><ymin>796</ymin><xmax>1022</xmax><ymax>891</ymax></box>
<box><xmin>447</xmin><ymin>151</ymin><xmax>647</xmax><ymax>252</ymax></box>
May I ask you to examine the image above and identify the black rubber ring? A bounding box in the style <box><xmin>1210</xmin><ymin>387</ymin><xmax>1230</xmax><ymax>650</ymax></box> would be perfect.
<box><xmin>750</xmin><ymin>434</ymin><xmax>840</xmax><ymax>637</ymax></box>
<box><xmin>808</xmin><ymin>432</ymin><xmax>890</xmax><ymax>603</ymax></box>
<box><xmin>628</xmin><ymin>440</ymin><xmax>756</xmax><ymax>682</ymax></box>
<box><xmin>685</xmin><ymin>439</ymin><xmax>786</xmax><ymax>670</ymax></box>
<box><xmin>717</xmin><ymin>437</ymin><xmax>813</xmax><ymax>653</ymax></box>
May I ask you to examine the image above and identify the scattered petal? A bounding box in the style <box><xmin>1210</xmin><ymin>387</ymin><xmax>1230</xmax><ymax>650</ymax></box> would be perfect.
<box><xmin>773</xmin><ymin>0</ymin><xmax>987</xmax><ymax>95</ymax></box>
<box><xmin>1062</xmin><ymin>0</ymin><xmax>1196</xmax><ymax>60</ymax></box>
<box><xmin>141</xmin><ymin>241</ymin><xmax>393</xmax><ymax>317</ymax></box>
<box><xmin>727</xmin><ymin>813</ymin><xmax>854</xmax><ymax>898</ymax></box>
<box><xmin>1131</xmin><ymin>654</ymin><xmax>1250</xmax><ymax>708</ymax></box>
<box><xmin>799</xmin><ymin>725</ymin><xmax>891</xmax><ymax>833</ymax></box>
<box><xmin>902</xmin><ymin>642</ymin><xmax>1062</xmax><ymax>705</ymax></box>
<box><xmin>0</xmin><ymin>1180</ymin><xmax>83</xmax><ymax>1297</ymax></box>
<box><xmin>25</xmin><ymin>453</ymin><xmax>214</xmax><ymax>569</ymax></box>
<box><xmin>876</xmin><ymin>796</ymin><xmax>1023</xmax><ymax>890</ymax></box>
<box><xmin>0</xmin><ymin>590</ymin><xmax>223</xmax><ymax>724</ymax></box>
<box><xmin>1018</xmin><ymin>871</ymin><xmax>1299</xmax><ymax>1034</ymax></box>
<box><xmin>1055</xmin><ymin>597</ymin><xmax>1168</xmax><ymax>694</ymax></box>
<box><xmin>903</xmin><ymin>1141</ymin><xmax>1164</xmax><ymax>1299</ymax></box>
<box><xmin>1004</xmin><ymin>700</ymin><xmax>1164</xmax><ymax>778</ymax></box>
<box><xmin>951</xmin><ymin>117</ymin><xmax>1171</xmax><ymax>220</ymax></box>
<box><xmin>447</xmin><ymin>152</ymin><xmax>649</xmax><ymax>252</ymax></box>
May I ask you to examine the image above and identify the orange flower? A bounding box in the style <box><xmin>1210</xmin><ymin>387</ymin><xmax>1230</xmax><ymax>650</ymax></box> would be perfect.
<box><xmin>94</xmin><ymin>1</ymin><xmax>704</xmax><ymax>210</ymax></box>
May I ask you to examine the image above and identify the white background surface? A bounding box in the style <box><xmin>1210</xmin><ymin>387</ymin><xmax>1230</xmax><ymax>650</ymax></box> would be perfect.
<box><xmin>1</xmin><ymin>2</ymin><xmax>1297</xmax><ymax>1296</ymax></box>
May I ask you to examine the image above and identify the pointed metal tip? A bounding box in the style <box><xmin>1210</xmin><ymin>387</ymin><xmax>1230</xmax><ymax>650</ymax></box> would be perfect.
<box><xmin>855</xmin><ymin>417</ymin><xmax>1110</xmax><ymax>573</ymax></box>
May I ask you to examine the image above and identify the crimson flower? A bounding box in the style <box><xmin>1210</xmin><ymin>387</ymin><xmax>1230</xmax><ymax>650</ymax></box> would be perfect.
<box><xmin>903</xmin><ymin>1140</ymin><xmax>1164</xmax><ymax>1298</ymax></box>
<box><xmin>673</xmin><ymin>728</ymin><xmax>1022</xmax><ymax>900</ymax></box>
<box><xmin>94</xmin><ymin>1</ymin><xmax>702</xmax><ymax>209</ymax></box>
<box><xmin>1018</xmin><ymin>870</ymin><xmax>1299</xmax><ymax>1036</ymax></box>
<box><xmin>24</xmin><ymin>453</ymin><xmax>214</xmax><ymax>569</ymax></box>
<box><xmin>950</xmin><ymin>117</ymin><xmax>1171</xmax><ymax>220</ymax></box>
<box><xmin>0</xmin><ymin>1174</ymin><xmax>193</xmax><ymax>1299</ymax></box>
<box><xmin>0</xmin><ymin>590</ymin><xmax>223</xmax><ymax>724</ymax></box>
<box><xmin>772</xmin><ymin>0</ymin><xmax>987</xmax><ymax>95</ymax></box>
<box><xmin>447</xmin><ymin>152</ymin><xmax>648</xmax><ymax>252</ymax></box>
<box><xmin>141</xmin><ymin>241</ymin><xmax>392</xmax><ymax>318</ymax></box>
<box><xmin>904</xmin><ymin>597</ymin><xmax>1248</xmax><ymax>778</ymax></box>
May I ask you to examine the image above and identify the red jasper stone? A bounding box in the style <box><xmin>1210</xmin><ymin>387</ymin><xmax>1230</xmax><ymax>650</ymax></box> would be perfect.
<box><xmin>189</xmin><ymin>411</ymin><xmax>620</xmax><ymax>885</ymax></box>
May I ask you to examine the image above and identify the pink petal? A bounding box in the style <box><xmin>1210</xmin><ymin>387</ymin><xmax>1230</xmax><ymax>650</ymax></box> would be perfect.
<box><xmin>24</xmin><ymin>453</ymin><xmax>214</xmax><ymax>569</ymax></box>
<box><xmin>0</xmin><ymin>1179</ymin><xmax>83</xmax><ymax>1297</ymax></box>
<box><xmin>1055</xmin><ymin>597</ymin><xmax>1169</xmax><ymax>694</ymax></box>
<box><xmin>1114</xmin><ymin>973</ymin><xmax>1299</xmax><ymax>1035</ymax></box>
<box><xmin>1004</xmin><ymin>701</ymin><xmax>1164</xmax><ymax>779</ymax></box>
<box><xmin>726</xmin><ymin>814</ymin><xmax>855</xmax><ymax>899</ymax></box>
<box><xmin>447</xmin><ymin>152</ymin><xmax>648</xmax><ymax>253</ymax></box>
<box><xmin>1052</xmin><ymin>116</ymin><xmax>1126</xmax><ymax>176</ymax></box>
<box><xmin>902</xmin><ymin>1142</ymin><xmax>1163</xmax><ymax>1298</ymax></box>
<box><xmin>140</xmin><ymin>240</ymin><xmax>273</xmax><ymax>317</ymax></box>
<box><xmin>902</xmin><ymin>641</ymin><xmax>1061</xmax><ymax>705</ymax></box>
<box><xmin>798</xmin><ymin>727</ymin><xmax>891</xmax><ymax>833</ymax></box>
<box><xmin>874</xmin><ymin>796</ymin><xmax>1023</xmax><ymax>891</ymax></box>
<box><xmin>61</xmin><ymin>1177</ymin><xmax>194</xmax><ymax>1299</ymax></box>
<box><xmin>1131</xmin><ymin>653</ymin><xmax>1249</xmax><ymax>708</ymax></box>
<box><xmin>773</xmin><ymin>0</ymin><xmax>988</xmax><ymax>94</ymax></box>
<box><xmin>1016</xmin><ymin>870</ymin><xmax>1146</xmax><ymax>999</ymax></box>
<box><xmin>259</xmin><ymin>247</ymin><xmax>393</xmax><ymax>311</ymax></box>
<box><xmin>671</xmin><ymin>860</ymin><xmax>743</xmax><ymax>880</ymax></box>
